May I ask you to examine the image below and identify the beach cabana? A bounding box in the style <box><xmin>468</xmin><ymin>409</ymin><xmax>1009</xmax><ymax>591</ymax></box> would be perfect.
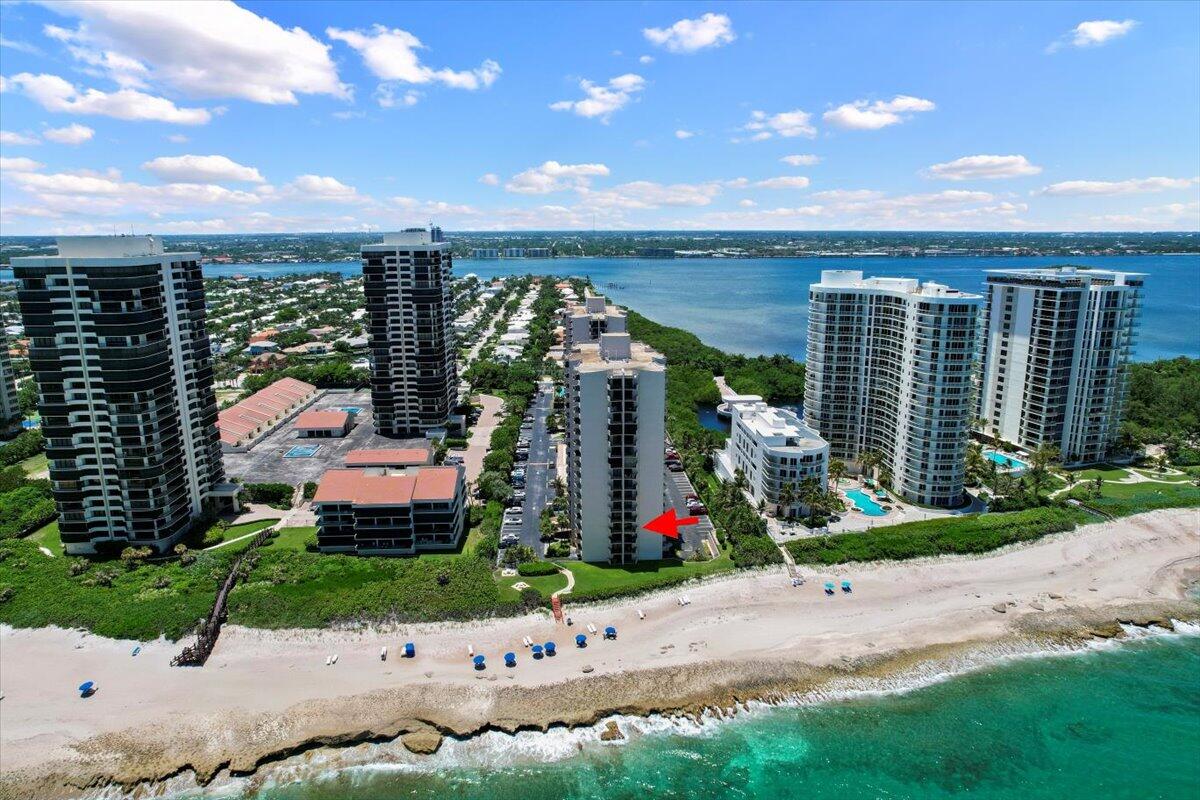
<box><xmin>473</xmin><ymin>654</ymin><xmax>486</xmax><ymax>670</ymax></box>
<box><xmin>575</xmin><ymin>633</ymin><xmax>587</xmax><ymax>648</ymax></box>
<box><xmin>604</xmin><ymin>626</ymin><xmax>617</xmax><ymax>640</ymax></box>
<box><xmin>532</xmin><ymin>644</ymin><xmax>544</xmax><ymax>659</ymax></box>
<box><xmin>404</xmin><ymin>642</ymin><xmax>415</xmax><ymax>658</ymax></box>
<box><xmin>78</xmin><ymin>681</ymin><xmax>96</xmax><ymax>698</ymax></box>
<box><xmin>544</xmin><ymin>641</ymin><xmax>557</xmax><ymax>656</ymax></box>
<box><xmin>504</xmin><ymin>652</ymin><xmax>517</xmax><ymax>668</ymax></box>
<box><xmin>841</xmin><ymin>580</ymin><xmax>852</xmax><ymax>593</ymax></box>
<box><xmin>824</xmin><ymin>581</ymin><xmax>835</xmax><ymax>595</ymax></box>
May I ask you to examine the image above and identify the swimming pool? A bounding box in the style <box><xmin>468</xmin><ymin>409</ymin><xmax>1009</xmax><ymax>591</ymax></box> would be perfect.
<box><xmin>846</xmin><ymin>488</ymin><xmax>886</xmax><ymax>516</ymax></box>
<box><xmin>284</xmin><ymin>444</ymin><xmax>321</xmax><ymax>458</ymax></box>
<box><xmin>984</xmin><ymin>450</ymin><xmax>1028</xmax><ymax>471</ymax></box>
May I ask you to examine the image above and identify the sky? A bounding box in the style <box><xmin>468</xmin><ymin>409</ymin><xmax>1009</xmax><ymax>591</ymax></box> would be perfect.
<box><xmin>0</xmin><ymin>0</ymin><xmax>1197</xmax><ymax>235</ymax></box>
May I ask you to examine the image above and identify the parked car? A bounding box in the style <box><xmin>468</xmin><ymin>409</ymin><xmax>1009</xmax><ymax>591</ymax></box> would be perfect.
<box><xmin>513</xmin><ymin>489</ymin><xmax>527</xmax><ymax>500</ymax></box>
<box><xmin>514</xmin><ymin>450</ymin><xmax>528</xmax><ymax>461</ymax></box>
<box><xmin>667</xmin><ymin>462</ymin><xmax>685</xmax><ymax>472</ymax></box>
<box><xmin>687</xmin><ymin>501</ymin><xmax>708</xmax><ymax>515</ymax></box>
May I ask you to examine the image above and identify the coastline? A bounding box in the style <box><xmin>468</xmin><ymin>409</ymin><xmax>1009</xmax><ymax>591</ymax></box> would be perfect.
<box><xmin>1</xmin><ymin>508</ymin><xmax>1197</xmax><ymax>799</ymax></box>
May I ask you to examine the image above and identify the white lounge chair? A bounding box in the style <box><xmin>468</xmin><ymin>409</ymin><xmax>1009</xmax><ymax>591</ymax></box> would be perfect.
<box><xmin>380</xmin><ymin>646</ymin><xmax>387</xmax><ymax>661</ymax></box>
<box><xmin>637</xmin><ymin>609</ymin><xmax>645</xmax><ymax>620</ymax></box>
<box><xmin>468</xmin><ymin>644</ymin><xmax>475</xmax><ymax>658</ymax></box>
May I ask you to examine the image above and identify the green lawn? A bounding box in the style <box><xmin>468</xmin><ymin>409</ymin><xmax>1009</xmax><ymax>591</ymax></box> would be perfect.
<box><xmin>554</xmin><ymin>552</ymin><xmax>735</xmax><ymax>602</ymax></box>
<box><xmin>498</xmin><ymin>569</ymin><xmax>568</xmax><ymax>601</ymax></box>
<box><xmin>203</xmin><ymin>518</ymin><xmax>279</xmax><ymax>549</ymax></box>
<box><xmin>1130</xmin><ymin>469</ymin><xmax>1194</xmax><ymax>483</ymax></box>
<box><xmin>262</xmin><ymin>525</ymin><xmax>316</xmax><ymax>551</ymax></box>
<box><xmin>1067</xmin><ymin>465</ymin><xmax>1130</xmax><ymax>482</ymax></box>
<box><xmin>18</xmin><ymin>453</ymin><xmax>48</xmax><ymax>476</ymax></box>
<box><xmin>1068</xmin><ymin>480</ymin><xmax>1200</xmax><ymax>517</ymax></box>
<box><xmin>26</xmin><ymin>520</ymin><xmax>62</xmax><ymax>557</ymax></box>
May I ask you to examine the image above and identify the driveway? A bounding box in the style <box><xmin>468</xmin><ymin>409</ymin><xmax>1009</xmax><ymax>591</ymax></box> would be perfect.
<box><xmin>462</xmin><ymin>393</ymin><xmax>503</xmax><ymax>485</ymax></box>
<box><xmin>665</xmin><ymin>466</ymin><xmax>716</xmax><ymax>558</ymax></box>
<box><xmin>518</xmin><ymin>381</ymin><xmax>556</xmax><ymax>554</ymax></box>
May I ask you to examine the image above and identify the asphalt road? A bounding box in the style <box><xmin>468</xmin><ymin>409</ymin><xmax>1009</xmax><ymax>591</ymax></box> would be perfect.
<box><xmin>665</xmin><ymin>464</ymin><xmax>715</xmax><ymax>558</ymax></box>
<box><xmin>518</xmin><ymin>382</ymin><xmax>556</xmax><ymax>554</ymax></box>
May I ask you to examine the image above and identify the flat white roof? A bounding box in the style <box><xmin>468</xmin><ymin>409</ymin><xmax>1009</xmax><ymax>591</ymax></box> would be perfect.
<box><xmin>814</xmin><ymin>269</ymin><xmax>981</xmax><ymax>299</ymax></box>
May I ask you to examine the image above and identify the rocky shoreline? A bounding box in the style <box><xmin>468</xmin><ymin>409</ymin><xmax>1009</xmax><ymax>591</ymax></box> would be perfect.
<box><xmin>4</xmin><ymin>600</ymin><xmax>1196</xmax><ymax>800</ymax></box>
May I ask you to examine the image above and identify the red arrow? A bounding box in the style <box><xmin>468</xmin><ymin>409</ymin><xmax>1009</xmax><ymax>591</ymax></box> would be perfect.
<box><xmin>642</xmin><ymin>508</ymin><xmax>700</xmax><ymax>539</ymax></box>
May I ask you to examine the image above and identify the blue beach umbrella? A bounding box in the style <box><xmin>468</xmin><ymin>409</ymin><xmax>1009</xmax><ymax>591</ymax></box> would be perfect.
<box><xmin>575</xmin><ymin>633</ymin><xmax>587</xmax><ymax>647</ymax></box>
<box><xmin>78</xmin><ymin>681</ymin><xmax>95</xmax><ymax>695</ymax></box>
<box><xmin>604</xmin><ymin>626</ymin><xmax>617</xmax><ymax>639</ymax></box>
<box><xmin>404</xmin><ymin>642</ymin><xmax>415</xmax><ymax>658</ymax></box>
<box><xmin>473</xmin><ymin>654</ymin><xmax>485</xmax><ymax>669</ymax></box>
<box><xmin>824</xmin><ymin>582</ymin><xmax>835</xmax><ymax>595</ymax></box>
<box><xmin>532</xmin><ymin>644</ymin><xmax>544</xmax><ymax>658</ymax></box>
<box><xmin>544</xmin><ymin>641</ymin><xmax>557</xmax><ymax>656</ymax></box>
<box><xmin>504</xmin><ymin>652</ymin><xmax>517</xmax><ymax>667</ymax></box>
<box><xmin>841</xmin><ymin>580</ymin><xmax>852</xmax><ymax>592</ymax></box>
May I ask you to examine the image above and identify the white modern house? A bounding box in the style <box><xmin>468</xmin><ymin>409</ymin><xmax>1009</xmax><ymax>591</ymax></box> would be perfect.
<box><xmin>978</xmin><ymin>267</ymin><xmax>1143</xmax><ymax>464</ymax></box>
<box><xmin>805</xmin><ymin>270</ymin><xmax>981</xmax><ymax>508</ymax></box>
<box><xmin>715</xmin><ymin>397</ymin><xmax>829</xmax><ymax>516</ymax></box>
<box><xmin>565</xmin><ymin>333</ymin><xmax>666</xmax><ymax>564</ymax></box>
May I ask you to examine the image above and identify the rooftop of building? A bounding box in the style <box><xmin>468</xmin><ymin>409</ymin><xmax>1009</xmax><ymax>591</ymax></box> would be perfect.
<box><xmin>568</xmin><ymin>333</ymin><xmax>665</xmax><ymax>372</ymax></box>
<box><xmin>984</xmin><ymin>266</ymin><xmax>1145</xmax><ymax>286</ymax></box>
<box><xmin>217</xmin><ymin>377</ymin><xmax>317</xmax><ymax>445</ymax></box>
<box><xmin>294</xmin><ymin>409</ymin><xmax>350</xmax><ymax>430</ymax></box>
<box><xmin>362</xmin><ymin>228</ymin><xmax>448</xmax><ymax>249</ymax></box>
<box><xmin>10</xmin><ymin>235</ymin><xmax>198</xmax><ymax>263</ymax></box>
<box><xmin>344</xmin><ymin>447</ymin><xmax>432</xmax><ymax>467</ymax></box>
<box><xmin>312</xmin><ymin>466</ymin><xmax>460</xmax><ymax>505</ymax></box>
<box><xmin>813</xmin><ymin>269</ymin><xmax>982</xmax><ymax>300</ymax></box>
<box><xmin>730</xmin><ymin>398</ymin><xmax>828</xmax><ymax>452</ymax></box>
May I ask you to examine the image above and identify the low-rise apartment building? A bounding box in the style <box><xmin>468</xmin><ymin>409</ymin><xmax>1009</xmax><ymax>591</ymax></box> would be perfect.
<box><xmin>715</xmin><ymin>397</ymin><xmax>829</xmax><ymax>516</ymax></box>
<box><xmin>314</xmin><ymin>465</ymin><xmax>465</xmax><ymax>555</ymax></box>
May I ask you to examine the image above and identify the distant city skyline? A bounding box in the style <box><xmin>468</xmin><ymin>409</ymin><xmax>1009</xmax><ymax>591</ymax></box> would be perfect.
<box><xmin>0</xmin><ymin>1</ymin><xmax>1197</xmax><ymax>234</ymax></box>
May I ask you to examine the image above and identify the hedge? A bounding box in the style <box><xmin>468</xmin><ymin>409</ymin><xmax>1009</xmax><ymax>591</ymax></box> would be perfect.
<box><xmin>517</xmin><ymin>561</ymin><xmax>560</xmax><ymax>577</ymax></box>
<box><xmin>785</xmin><ymin>507</ymin><xmax>1085</xmax><ymax>565</ymax></box>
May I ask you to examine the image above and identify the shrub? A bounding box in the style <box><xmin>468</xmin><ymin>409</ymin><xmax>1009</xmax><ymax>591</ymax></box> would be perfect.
<box><xmin>519</xmin><ymin>587</ymin><xmax>543</xmax><ymax>611</ymax></box>
<box><xmin>303</xmin><ymin>482</ymin><xmax>319</xmax><ymax>500</ymax></box>
<box><xmin>545</xmin><ymin>541</ymin><xmax>571</xmax><ymax>558</ymax></box>
<box><xmin>517</xmin><ymin>561</ymin><xmax>559</xmax><ymax>577</ymax></box>
<box><xmin>785</xmin><ymin>507</ymin><xmax>1084</xmax><ymax>566</ymax></box>
<box><xmin>242</xmin><ymin>482</ymin><xmax>294</xmax><ymax>509</ymax></box>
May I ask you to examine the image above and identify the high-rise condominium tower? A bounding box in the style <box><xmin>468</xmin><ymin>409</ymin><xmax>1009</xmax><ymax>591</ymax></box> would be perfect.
<box><xmin>566</xmin><ymin>333</ymin><xmax>666</xmax><ymax>564</ymax></box>
<box><xmin>11</xmin><ymin>236</ymin><xmax>224</xmax><ymax>555</ymax></box>
<box><xmin>362</xmin><ymin>229</ymin><xmax>457</xmax><ymax>437</ymax></box>
<box><xmin>978</xmin><ymin>267</ymin><xmax>1142</xmax><ymax>464</ymax></box>
<box><xmin>0</xmin><ymin>346</ymin><xmax>19</xmax><ymax>424</ymax></box>
<box><xmin>561</xmin><ymin>292</ymin><xmax>627</xmax><ymax>359</ymax></box>
<box><xmin>805</xmin><ymin>270</ymin><xmax>981</xmax><ymax>507</ymax></box>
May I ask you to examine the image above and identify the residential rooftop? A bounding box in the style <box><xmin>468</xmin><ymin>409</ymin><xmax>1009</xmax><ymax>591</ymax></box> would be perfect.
<box><xmin>344</xmin><ymin>448</ymin><xmax>432</xmax><ymax>468</ymax></box>
<box><xmin>312</xmin><ymin>467</ymin><xmax>460</xmax><ymax>505</ymax></box>
<box><xmin>814</xmin><ymin>269</ymin><xmax>982</xmax><ymax>299</ymax></box>
<box><xmin>568</xmin><ymin>333</ymin><xmax>665</xmax><ymax>372</ymax></box>
<box><xmin>730</xmin><ymin>398</ymin><xmax>827</xmax><ymax>452</ymax></box>
<box><xmin>984</xmin><ymin>266</ymin><xmax>1145</xmax><ymax>286</ymax></box>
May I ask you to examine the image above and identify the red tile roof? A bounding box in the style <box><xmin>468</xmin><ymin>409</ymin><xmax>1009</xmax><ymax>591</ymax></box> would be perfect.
<box><xmin>313</xmin><ymin>467</ymin><xmax>461</xmax><ymax>505</ymax></box>
<box><xmin>295</xmin><ymin>409</ymin><xmax>350</xmax><ymax>430</ymax></box>
<box><xmin>344</xmin><ymin>448</ymin><xmax>431</xmax><ymax>467</ymax></box>
<box><xmin>217</xmin><ymin>377</ymin><xmax>318</xmax><ymax>446</ymax></box>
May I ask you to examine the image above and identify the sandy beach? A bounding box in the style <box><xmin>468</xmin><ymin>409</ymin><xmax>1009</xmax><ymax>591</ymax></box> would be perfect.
<box><xmin>1</xmin><ymin>508</ymin><xmax>1197</xmax><ymax>799</ymax></box>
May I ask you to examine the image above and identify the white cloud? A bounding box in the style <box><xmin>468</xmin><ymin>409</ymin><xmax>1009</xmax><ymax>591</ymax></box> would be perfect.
<box><xmin>142</xmin><ymin>154</ymin><xmax>265</xmax><ymax>183</ymax></box>
<box><xmin>823</xmin><ymin>95</ymin><xmax>935</xmax><ymax>130</ymax></box>
<box><xmin>4</xmin><ymin>72</ymin><xmax>211</xmax><ymax>124</ymax></box>
<box><xmin>578</xmin><ymin>180</ymin><xmax>722</xmax><ymax>209</ymax></box>
<box><xmin>42</xmin><ymin>1</ymin><xmax>349</xmax><ymax>104</ymax></box>
<box><xmin>643</xmin><ymin>13</ymin><xmax>735</xmax><ymax>53</ymax></box>
<box><xmin>550</xmin><ymin>74</ymin><xmax>645</xmax><ymax>122</ymax></box>
<box><xmin>754</xmin><ymin>176</ymin><xmax>811</xmax><ymax>189</ymax></box>
<box><xmin>167</xmin><ymin>133</ymin><xmax>189</xmax><ymax>143</ymax></box>
<box><xmin>43</xmin><ymin>23</ymin><xmax>151</xmax><ymax>89</ymax></box>
<box><xmin>810</xmin><ymin>189</ymin><xmax>885</xmax><ymax>202</ymax></box>
<box><xmin>924</xmin><ymin>154</ymin><xmax>1042</xmax><ymax>181</ymax></box>
<box><xmin>0</xmin><ymin>36</ymin><xmax>42</xmax><ymax>55</ymax></box>
<box><xmin>42</xmin><ymin>122</ymin><xmax>95</xmax><ymax>145</ymax></box>
<box><xmin>283</xmin><ymin>174</ymin><xmax>362</xmax><ymax>202</ymax></box>
<box><xmin>1038</xmin><ymin>176</ymin><xmax>1199</xmax><ymax>196</ymax></box>
<box><xmin>478</xmin><ymin>173</ymin><xmax>500</xmax><ymax>186</ymax></box>
<box><xmin>327</xmin><ymin>24</ymin><xmax>500</xmax><ymax>94</ymax></box>
<box><xmin>0</xmin><ymin>156</ymin><xmax>44</xmax><ymax>172</ymax></box>
<box><xmin>391</xmin><ymin>196</ymin><xmax>479</xmax><ymax>217</ymax></box>
<box><xmin>739</xmin><ymin>109</ymin><xmax>816</xmax><ymax>141</ymax></box>
<box><xmin>1048</xmin><ymin>19</ymin><xmax>1138</xmax><ymax>52</ymax></box>
<box><xmin>674</xmin><ymin>129</ymin><xmax>695</xmax><ymax>139</ymax></box>
<box><xmin>738</xmin><ymin>199</ymin><xmax>756</xmax><ymax>208</ymax></box>
<box><xmin>0</xmin><ymin>130</ymin><xmax>40</xmax><ymax>146</ymax></box>
<box><xmin>780</xmin><ymin>154</ymin><xmax>820</xmax><ymax>166</ymax></box>
<box><xmin>639</xmin><ymin>55</ymin><xmax>655</xmax><ymax>65</ymax></box>
<box><xmin>505</xmin><ymin>161</ymin><xmax>610</xmax><ymax>194</ymax></box>
<box><xmin>375</xmin><ymin>85</ymin><xmax>421</xmax><ymax>108</ymax></box>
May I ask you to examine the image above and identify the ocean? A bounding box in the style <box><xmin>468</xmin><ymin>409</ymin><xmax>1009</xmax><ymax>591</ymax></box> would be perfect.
<box><xmin>227</xmin><ymin>631</ymin><xmax>1200</xmax><ymax>800</ymax></box>
<box><xmin>183</xmin><ymin>254</ymin><xmax>1197</xmax><ymax>363</ymax></box>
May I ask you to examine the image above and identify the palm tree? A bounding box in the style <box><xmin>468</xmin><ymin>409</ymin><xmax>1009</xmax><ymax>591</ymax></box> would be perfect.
<box><xmin>858</xmin><ymin>449</ymin><xmax>884</xmax><ymax>482</ymax></box>
<box><xmin>1026</xmin><ymin>444</ymin><xmax>1062</xmax><ymax>499</ymax></box>
<box><xmin>877</xmin><ymin>467</ymin><xmax>893</xmax><ymax>490</ymax></box>
<box><xmin>828</xmin><ymin>458</ymin><xmax>846</xmax><ymax>490</ymax></box>
<box><xmin>797</xmin><ymin>477</ymin><xmax>822</xmax><ymax>516</ymax></box>
<box><xmin>778</xmin><ymin>482</ymin><xmax>797</xmax><ymax>519</ymax></box>
<box><xmin>733</xmin><ymin>468</ymin><xmax>749</xmax><ymax>492</ymax></box>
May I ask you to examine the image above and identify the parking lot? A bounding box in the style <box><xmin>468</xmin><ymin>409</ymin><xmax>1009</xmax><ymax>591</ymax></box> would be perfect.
<box><xmin>665</xmin><ymin>459</ymin><xmax>717</xmax><ymax>559</ymax></box>
<box><xmin>222</xmin><ymin>390</ymin><xmax>429</xmax><ymax>485</ymax></box>
<box><xmin>500</xmin><ymin>381</ymin><xmax>557</xmax><ymax>554</ymax></box>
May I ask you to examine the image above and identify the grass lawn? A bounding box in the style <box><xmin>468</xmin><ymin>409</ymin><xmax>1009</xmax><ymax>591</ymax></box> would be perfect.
<box><xmin>262</xmin><ymin>526</ymin><xmax>316</xmax><ymax>552</ymax></box>
<box><xmin>1068</xmin><ymin>465</ymin><xmax>1130</xmax><ymax>482</ymax></box>
<box><xmin>554</xmin><ymin>551</ymin><xmax>734</xmax><ymax>602</ymax></box>
<box><xmin>18</xmin><ymin>453</ymin><xmax>48</xmax><ymax>476</ymax></box>
<box><xmin>498</xmin><ymin>569</ymin><xmax>568</xmax><ymax>601</ymax></box>
<box><xmin>203</xmin><ymin>518</ymin><xmax>279</xmax><ymax>549</ymax></box>
<box><xmin>26</xmin><ymin>520</ymin><xmax>62</xmax><ymax>557</ymax></box>
<box><xmin>1067</xmin><ymin>480</ymin><xmax>1200</xmax><ymax>518</ymax></box>
<box><xmin>1130</xmin><ymin>468</ymin><xmax>1194</xmax><ymax>483</ymax></box>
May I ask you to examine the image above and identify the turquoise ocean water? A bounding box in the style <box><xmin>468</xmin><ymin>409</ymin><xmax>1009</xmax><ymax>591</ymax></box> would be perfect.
<box><xmin>180</xmin><ymin>254</ymin><xmax>1200</xmax><ymax>363</ymax></box>
<box><xmin>247</xmin><ymin>633</ymin><xmax>1200</xmax><ymax>800</ymax></box>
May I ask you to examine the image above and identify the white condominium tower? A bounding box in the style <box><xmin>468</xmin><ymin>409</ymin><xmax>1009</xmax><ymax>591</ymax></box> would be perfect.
<box><xmin>361</xmin><ymin>229</ymin><xmax>457</xmax><ymax>437</ymax></box>
<box><xmin>978</xmin><ymin>267</ymin><xmax>1143</xmax><ymax>464</ymax></box>
<box><xmin>566</xmin><ymin>333</ymin><xmax>666</xmax><ymax>564</ymax></box>
<box><xmin>11</xmin><ymin>236</ymin><xmax>225</xmax><ymax>555</ymax></box>
<box><xmin>715</xmin><ymin>397</ymin><xmax>829</xmax><ymax>516</ymax></box>
<box><xmin>805</xmin><ymin>270</ymin><xmax>981</xmax><ymax>508</ymax></box>
<box><xmin>0</xmin><ymin>346</ymin><xmax>19</xmax><ymax>424</ymax></box>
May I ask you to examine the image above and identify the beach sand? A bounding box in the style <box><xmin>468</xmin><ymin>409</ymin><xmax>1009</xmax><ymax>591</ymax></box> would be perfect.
<box><xmin>1</xmin><ymin>508</ymin><xmax>1197</xmax><ymax>798</ymax></box>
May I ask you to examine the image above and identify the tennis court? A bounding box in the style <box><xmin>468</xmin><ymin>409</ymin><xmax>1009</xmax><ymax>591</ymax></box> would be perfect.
<box><xmin>284</xmin><ymin>444</ymin><xmax>322</xmax><ymax>458</ymax></box>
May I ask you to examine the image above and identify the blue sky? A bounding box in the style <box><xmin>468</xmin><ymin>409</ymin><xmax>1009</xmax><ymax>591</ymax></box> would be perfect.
<box><xmin>0</xmin><ymin>1</ymin><xmax>1197</xmax><ymax>234</ymax></box>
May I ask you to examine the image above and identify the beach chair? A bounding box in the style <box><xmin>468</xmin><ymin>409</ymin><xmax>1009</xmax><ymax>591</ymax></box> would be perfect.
<box><xmin>331</xmin><ymin>654</ymin><xmax>339</xmax><ymax>664</ymax></box>
<box><xmin>637</xmin><ymin>609</ymin><xmax>645</xmax><ymax>620</ymax></box>
<box><xmin>587</xmin><ymin>623</ymin><xmax>598</xmax><ymax>634</ymax></box>
<box><xmin>468</xmin><ymin>644</ymin><xmax>475</xmax><ymax>658</ymax></box>
<box><xmin>841</xmin><ymin>580</ymin><xmax>852</xmax><ymax>593</ymax></box>
<box><xmin>380</xmin><ymin>646</ymin><xmax>387</xmax><ymax>661</ymax></box>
